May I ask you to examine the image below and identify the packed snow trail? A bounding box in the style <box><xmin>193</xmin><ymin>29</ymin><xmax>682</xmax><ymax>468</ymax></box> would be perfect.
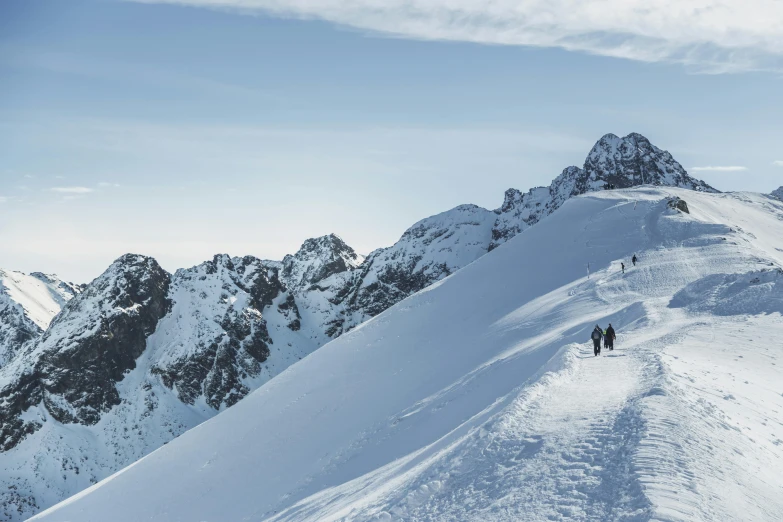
<box><xmin>32</xmin><ymin>189</ymin><xmax>783</xmax><ymax>522</ymax></box>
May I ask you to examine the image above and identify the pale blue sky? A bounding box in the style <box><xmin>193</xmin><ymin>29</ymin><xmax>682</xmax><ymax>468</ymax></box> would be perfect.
<box><xmin>1</xmin><ymin>0</ymin><xmax>782</xmax><ymax>282</ymax></box>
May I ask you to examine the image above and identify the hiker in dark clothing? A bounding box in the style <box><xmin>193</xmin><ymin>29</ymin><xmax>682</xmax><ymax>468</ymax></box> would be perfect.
<box><xmin>621</xmin><ymin>262</ymin><xmax>625</xmax><ymax>274</ymax></box>
<box><xmin>632</xmin><ymin>255</ymin><xmax>638</xmax><ymax>266</ymax></box>
<box><xmin>605</xmin><ymin>324</ymin><xmax>616</xmax><ymax>351</ymax></box>
<box><xmin>591</xmin><ymin>325</ymin><xmax>603</xmax><ymax>356</ymax></box>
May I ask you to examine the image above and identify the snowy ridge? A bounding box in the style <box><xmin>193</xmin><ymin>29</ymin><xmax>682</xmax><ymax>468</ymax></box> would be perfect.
<box><xmin>0</xmin><ymin>132</ymin><xmax>722</xmax><ymax>519</ymax></box>
<box><xmin>488</xmin><ymin>132</ymin><xmax>716</xmax><ymax>250</ymax></box>
<box><xmin>0</xmin><ymin>270</ymin><xmax>80</xmax><ymax>367</ymax></box>
<box><xmin>32</xmin><ymin>188</ymin><xmax>783</xmax><ymax>522</ymax></box>
<box><xmin>771</xmin><ymin>186</ymin><xmax>783</xmax><ymax>201</ymax></box>
<box><xmin>335</xmin><ymin>204</ymin><xmax>498</xmax><ymax>329</ymax></box>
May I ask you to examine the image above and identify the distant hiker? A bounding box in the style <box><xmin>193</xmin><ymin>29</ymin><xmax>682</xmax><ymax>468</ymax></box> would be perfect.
<box><xmin>632</xmin><ymin>255</ymin><xmax>638</xmax><ymax>266</ymax></box>
<box><xmin>621</xmin><ymin>262</ymin><xmax>625</xmax><ymax>274</ymax></box>
<box><xmin>591</xmin><ymin>325</ymin><xmax>603</xmax><ymax>356</ymax></box>
<box><xmin>605</xmin><ymin>323</ymin><xmax>616</xmax><ymax>351</ymax></box>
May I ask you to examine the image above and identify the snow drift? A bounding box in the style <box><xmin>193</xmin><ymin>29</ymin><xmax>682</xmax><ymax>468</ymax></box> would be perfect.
<box><xmin>32</xmin><ymin>188</ymin><xmax>783</xmax><ymax>522</ymax></box>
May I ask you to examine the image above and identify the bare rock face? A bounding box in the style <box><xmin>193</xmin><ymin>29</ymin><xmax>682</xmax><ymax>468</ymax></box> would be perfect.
<box><xmin>489</xmin><ymin>133</ymin><xmax>716</xmax><ymax>250</ymax></box>
<box><xmin>149</xmin><ymin>254</ymin><xmax>282</xmax><ymax>409</ymax></box>
<box><xmin>281</xmin><ymin>234</ymin><xmax>363</xmax><ymax>291</ymax></box>
<box><xmin>582</xmin><ymin>133</ymin><xmax>714</xmax><ymax>191</ymax></box>
<box><xmin>0</xmin><ymin>255</ymin><xmax>171</xmax><ymax>450</ymax></box>
<box><xmin>668</xmin><ymin>198</ymin><xmax>690</xmax><ymax>214</ymax></box>
<box><xmin>771</xmin><ymin>187</ymin><xmax>783</xmax><ymax>201</ymax></box>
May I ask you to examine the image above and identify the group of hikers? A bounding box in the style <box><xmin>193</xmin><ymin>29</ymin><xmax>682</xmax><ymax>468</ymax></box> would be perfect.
<box><xmin>621</xmin><ymin>254</ymin><xmax>638</xmax><ymax>274</ymax></box>
<box><xmin>590</xmin><ymin>255</ymin><xmax>639</xmax><ymax>355</ymax></box>
<box><xmin>588</xmin><ymin>255</ymin><xmax>642</xmax><ymax>355</ymax></box>
<box><xmin>591</xmin><ymin>324</ymin><xmax>616</xmax><ymax>356</ymax></box>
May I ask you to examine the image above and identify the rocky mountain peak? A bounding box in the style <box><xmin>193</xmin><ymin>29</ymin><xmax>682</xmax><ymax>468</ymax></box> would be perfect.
<box><xmin>771</xmin><ymin>187</ymin><xmax>783</xmax><ymax>201</ymax></box>
<box><xmin>0</xmin><ymin>253</ymin><xmax>171</xmax><ymax>452</ymax></box>
<box><xmin>281</xmin><ymin>233</ymin><xmax>362</xmax><ymax>290</ymax></box>
<box><xmin>580</xmin><ymin>132</ymin><xmax>716</xmax><ymax>192</ymax></box>
<box><xmin>499</xmin><ymin>188</ymin><xmax>524</xmax><ymax>214</ymax></box>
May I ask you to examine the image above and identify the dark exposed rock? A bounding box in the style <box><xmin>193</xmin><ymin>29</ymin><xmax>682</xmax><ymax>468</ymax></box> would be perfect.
<box><xmin>281</xmin><ymin>234</ymin><xmax>362</xmax><ymax>291</ymax></box>
<box><xmin>149</xmin><ymin>255</ymin><xmax>278</xmax><ymax>409</ymax></box>
<box><xmin>278</xmin><ymin>294</ymin><xmax>302</xmax><ymax>331</ymax></box>
<box><xmin>488</xmin><ymin>133</ymin><xmax>716</xmax><ymax>250</ymax></box>
<box><xmin>668</xmin><ymin>198</ymin><xmax>690</xmax><ymax>214</ymax></box>
<box><xmin>0</xmin><ymin>255</ymin><xmax>171</xmax><ymax>450</ymax></box>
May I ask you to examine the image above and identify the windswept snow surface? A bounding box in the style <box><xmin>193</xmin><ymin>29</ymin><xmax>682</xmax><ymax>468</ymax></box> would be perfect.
<box><xmin>34</xmin><ymin>188</ymin><xmax>783</xmax><ymax>522</ymax></box>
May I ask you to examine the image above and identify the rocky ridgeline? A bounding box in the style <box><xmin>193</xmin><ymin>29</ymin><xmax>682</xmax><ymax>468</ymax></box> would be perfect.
<box><xmin>771</xmin><ymin>186</ymin><xmax>783</xmax><ymax>201</ymax></box>
<box><xmin>0</xmin><ymin>132</ymin><xmax>718</xmax><ymax>520</ymax></box>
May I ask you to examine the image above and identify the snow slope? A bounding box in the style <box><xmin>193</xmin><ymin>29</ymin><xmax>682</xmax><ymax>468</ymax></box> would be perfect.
<box><xmin>33</xmin><ymin>188</ymin><xmax>783</xmax><ymax>522</ymax></box>
<box><xmin>0</xmin><ymin>270</ymin><xmax>80</xmax><ymax>367</ymax></box>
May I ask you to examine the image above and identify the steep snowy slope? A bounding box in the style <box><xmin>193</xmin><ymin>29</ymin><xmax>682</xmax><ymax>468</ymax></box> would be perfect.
<box><xmin>0</xmin><ymin>132</ymin><xmax>721</xmax><ymax>519</ymax></box>
<box><xmin>0</xmin><ymin>270</ymin><xmax>80</xmax><ymax>367</ymax></box>
<box><xmin>34</xmin><ymin>188</ymin><xmax>783</xmax><ymax>522</ymax></box>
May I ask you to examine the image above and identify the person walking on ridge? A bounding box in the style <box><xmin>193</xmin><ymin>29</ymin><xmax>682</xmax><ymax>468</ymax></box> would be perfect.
<box><xmin>591</xmin><ymin>325</ymin><xmax>603</xmax><ymax>356</ymax></box>
<box><xmin>621</xmin><ymin>262</ymin><xmax>625</xmax><ymax>274</ymax></box>
<box><xmin>632</xmin><ymin>254</ymin><xmax>638</xmax><ymax>266</ymax></box>
<box><xmin>605</xmin><ymin>323</ymin><xmax>616</xmax><ymax>351</ymax></box>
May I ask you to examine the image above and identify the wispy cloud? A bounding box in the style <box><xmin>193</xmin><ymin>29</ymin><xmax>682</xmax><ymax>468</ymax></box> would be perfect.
<box><xmin>98</xmin><ymin>182</ymin><xmax>121</xmax><ymax>188</ymax></box>
<box><xmin>773</xmin><ymin>160</ymin><xmax>783</xmax><ymax>167</ymax></box>
<box><xmin>0</xmin><ymin>196</ymin><xmax>7</xmax><ymax>203</ymax></box>
<box><xmin>51</xmin><ymin>186</ymin><xmax>94</xmax><ymax>194</ymax></box>
<box><xmin>690</xmin><ymin>166</ymin><xmax>748</xmax><ymax>172</ymax></box>
<box><xmin>130</xmin><ymin>0</ymin><xmax>783</xmax><ymax>73</ymax></box>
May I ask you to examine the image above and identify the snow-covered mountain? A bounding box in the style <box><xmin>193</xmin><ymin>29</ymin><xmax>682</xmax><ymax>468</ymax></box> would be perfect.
<box><xmin>488</xmin><ymin>132</ymin><xmax>715</xmax><ymax>250</ymax></box>
<box><xmin>772</xmin><ymin>186</ymin><xmax>783</xmax><ymax>201</ymax></box>
<box><xmin>0</xmin><ymin>270</ymin><xmax>81</xmax><ymax>367</ymax></box>
<box><xmin>0</xmin><ymin>132</ymin><xmax>720</xmax><ymax>519</ymax></box>
<box><xmin>32</xmin><ymin>187</ymin><xmax>783</xmax><ymax>522</ymax></box>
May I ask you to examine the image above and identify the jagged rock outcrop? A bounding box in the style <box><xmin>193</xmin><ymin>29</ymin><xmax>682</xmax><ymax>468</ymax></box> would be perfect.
<box><xmin>771</xmin><ymin>187</ymin><xmax>783</xmax><ymax>201</ymax></box>
<box><xmin>0</xmin><ymin>255</ymin><xmax>170</xmax><ymax>450</ymax></box>
<box><xmin>488</xmin><ymin>133</ymin><xmax>716</xmax><ymax>250</ymax></box>
<box><xmin>280</xmin><ymin>234</ymin><xmax>363</xmax><ymax>291</ymax></box>
<box><xmin>668</xmin><ymin>198</ymin><xmax>690</xmax><ymax>214</ymax></box>
<box><xmin>149</xmin><ymin>254</ymin><xmax>284</xmax><ymax>409</ymax></box>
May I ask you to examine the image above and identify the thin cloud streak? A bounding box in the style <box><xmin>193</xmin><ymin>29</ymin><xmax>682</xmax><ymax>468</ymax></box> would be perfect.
<box><xmin>690</xmin><ymin>166</ymin><xmax>748</xmax><ymax>172</ymax></box>
<box><xmin>130</xmin><ymin>0</ymin><xmax>783</xmax><ymax>73</ymax></box>
<box><xmin>773</xmin><ymin>160</ymin><xmax>783</xmax><ymax>167</ymax></box>
<box><xmin>51</xmin><ymin>187</ymin><xmax>95</xmax><ymax>194</ymax></box>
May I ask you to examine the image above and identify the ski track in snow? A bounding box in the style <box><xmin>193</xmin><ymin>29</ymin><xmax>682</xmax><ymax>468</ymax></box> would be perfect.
<box><xmin>30</xmin><ymin>189</ymin><xmax>783</xmax><ymax>522</ymax></box>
